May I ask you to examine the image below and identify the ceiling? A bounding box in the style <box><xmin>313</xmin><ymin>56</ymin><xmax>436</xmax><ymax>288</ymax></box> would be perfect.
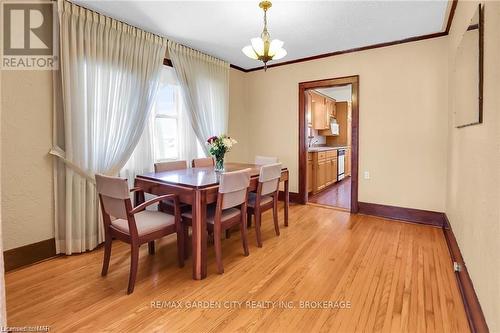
<box><xmin>315</xmin><ymin>85</ymin><xmax>352</xmax><ymax>102</ymax></box>
<box><xmin>74</xmin><ymin>0</ymin><xmax>450</xmax><ymax>70</ymax></box>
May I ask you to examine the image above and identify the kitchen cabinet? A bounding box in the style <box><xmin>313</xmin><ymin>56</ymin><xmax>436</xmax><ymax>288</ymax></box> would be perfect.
<box><xmin>310</xmin><ymin>149</ymin><xmax>338</xmax><ymax>194</ymax></box>
<box><xmin>325</xmin><ymin>159</ymin><xmax>333</xmax><ymax>186</ymax></box>
<box><xmin>325</xmin><ymin>150</ymin><xmax>337</xmax><ymax>186</ymax></box>
<box><xmin>317</xmin><ymin>160</ymin><xmax>327</xmax><ymax>191</ymax></box>
<box><xmin>310</xmin><ymin>91</ymin><xmax>335</xmax><ymax>130</ymax></box>
<box><xmin>307</xmin><ymin>153</ymin><xmax>313</xmax><ymax>192</ymax></box>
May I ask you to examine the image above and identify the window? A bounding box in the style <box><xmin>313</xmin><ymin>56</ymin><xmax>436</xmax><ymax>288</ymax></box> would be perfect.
<box><xmin>152</xmin><ymin>68</ymin><xmax>182</xmax><ymax>161</ymax></box>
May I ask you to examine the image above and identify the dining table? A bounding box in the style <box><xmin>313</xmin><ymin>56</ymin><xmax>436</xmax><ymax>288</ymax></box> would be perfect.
<box><xmin>134</xmin><ymin>162</ymin><xmax>290</xmax><ymax>280</ymax></box>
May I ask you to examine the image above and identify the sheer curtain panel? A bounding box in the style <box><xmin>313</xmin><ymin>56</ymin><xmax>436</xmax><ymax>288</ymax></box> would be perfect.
<box><xmin>167</xmin><ymin>41</ymin><xmax>230</xmax><ymax>155</ymax></box>
<box><xmin>51</xmin><ymin>0</ymin><xmax>167</xmax><ymax>254</ymax></box>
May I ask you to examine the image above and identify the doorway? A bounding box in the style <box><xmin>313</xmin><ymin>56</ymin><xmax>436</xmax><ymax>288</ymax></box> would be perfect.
<box><xmin>298</xmin><ymin>76</ymin><xmax>359</xmax><ymax>213</ymax></box>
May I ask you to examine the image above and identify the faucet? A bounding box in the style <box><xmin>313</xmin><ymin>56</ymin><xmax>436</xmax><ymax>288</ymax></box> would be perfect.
<box><xmin>308</xmin><ymin>138</ymin><xmax>318</xmax><ymax>148</ymax></box>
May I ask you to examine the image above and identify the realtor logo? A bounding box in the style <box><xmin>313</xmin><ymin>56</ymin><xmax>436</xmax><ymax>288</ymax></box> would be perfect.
<box><xmin>1</xmin><ymin>1</ymin><xmax>58</xmax><ymax>70</ymax></box>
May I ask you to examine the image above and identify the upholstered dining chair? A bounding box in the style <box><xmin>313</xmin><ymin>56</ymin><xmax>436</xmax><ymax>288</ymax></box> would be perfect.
<box><xmin>192</xmin><ymin>157</ymin><xmax>215</xmax><ymax>168</ymax></box>
<box><xmin>154</xmin><ymin>161</ymin><xmax>190</xmax><ymax>214</ymax></box>
<box><xmin>254</xmin><ymin>155</ymin><xmax>279</xmax><ymax>165</ymax></box>
<box><xmin>247</xmin><ymin>163</ymin><xmax>282</xmax><ymax>247</ymax></box>
<box><xmin>154</xmin><ymin>160</ymin><xmax>187</xmax><ymax>173</ymax></box>
<box><xmin>182</xmin><ymin>168</ymin><xmax>251</xmax><ymax>274</ymax></box>
<box><xmin>95</xmin><ymin>174</ymin><xmax>184</xmax><ymax>294</ymax></box>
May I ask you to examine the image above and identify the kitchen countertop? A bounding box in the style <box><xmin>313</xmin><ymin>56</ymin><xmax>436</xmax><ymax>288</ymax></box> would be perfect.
<box><xmin>308</xmin><ymin>145</ymin><xmax>349</xmax><ymax>152</ymax></box>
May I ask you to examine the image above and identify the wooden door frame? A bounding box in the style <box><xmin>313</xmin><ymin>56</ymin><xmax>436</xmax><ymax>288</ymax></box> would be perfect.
<box><xmin>298</xmin><ymin>75</ymin><xmax>359</xmax><ymax>213</ymax></box>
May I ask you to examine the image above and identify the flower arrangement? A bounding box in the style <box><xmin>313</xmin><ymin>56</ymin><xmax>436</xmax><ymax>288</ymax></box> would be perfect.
<box><xmin>206</xmin><ymin>134</ymin><xmax>237</xmax><ymax>171</ymax></box>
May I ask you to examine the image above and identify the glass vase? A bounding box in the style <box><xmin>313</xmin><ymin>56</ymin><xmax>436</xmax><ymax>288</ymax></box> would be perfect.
<box><xmin>215</xmin><ymin>155</ymin><xmax>225</xmax><ymax>172</ymax></box>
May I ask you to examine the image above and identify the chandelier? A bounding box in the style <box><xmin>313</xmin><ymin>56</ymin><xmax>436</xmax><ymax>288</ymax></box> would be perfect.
<box><xmin>242</xmin><ymin>1</ymin><xmax>287</xmax><ymax>70</ymax></box>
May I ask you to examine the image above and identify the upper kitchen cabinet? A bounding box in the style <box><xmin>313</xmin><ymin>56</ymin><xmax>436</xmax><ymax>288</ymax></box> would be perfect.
<box><xmin>323</xmin><ymin>101</ymin><xmax>351</xmax><ymax>143</ymax></box>
<box><xmin>309</xmin><ymin>91</ymin><xmax>335</xmax><ymax>130</ymax></box>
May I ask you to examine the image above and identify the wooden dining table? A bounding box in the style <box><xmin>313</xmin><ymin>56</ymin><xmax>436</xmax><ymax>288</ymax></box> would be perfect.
<box><xmin>134</xmin><ymin>162</ymin><xmax>290</xmax><ymax>280</ymax></box>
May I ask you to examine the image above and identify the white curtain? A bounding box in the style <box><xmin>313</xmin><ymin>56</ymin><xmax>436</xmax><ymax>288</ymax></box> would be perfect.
<box><xmin>51</xmin><ymin>0</ymin><xmax>167</xmax><ymax>254</ymax></box>
<box><xmin>119</xmin><ymin>114</ymin><xmax>155</xmax><ymax>188</ymax></box>
<box><xmin>167</xmin><ymin>41</ymin><xmax>230</xmax><ymax>155</ymax></box>
<box><xmin>120</xmin><ymin>66</ymin><xmax>202</xmax><ymax>182</ymax></box>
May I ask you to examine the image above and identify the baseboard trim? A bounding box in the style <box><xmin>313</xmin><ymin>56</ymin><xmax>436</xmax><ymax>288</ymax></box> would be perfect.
<box><xmin>4</xmin><ymin>238</ymin><xmax>57</xmax><ymax>272</ymax></box>
<box><xmin>358</xmin><ymin>202</ymin><xmax>446</xmax><ymax>227</ymax></box>
<box><xmin>278</xmin><ymin>191</ymin><xmax>301</xmax><ymax>204</ymax></box>
<box><xmin>443</xmin><ymin>215</ymin><xmax>489</xmax><ymax>333</ymax></box>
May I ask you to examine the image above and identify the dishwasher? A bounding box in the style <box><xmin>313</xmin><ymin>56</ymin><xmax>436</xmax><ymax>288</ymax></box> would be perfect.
<box><xmin>337</xmin><ymin>149</ymin><xmax>346</xmax><ymax>181</ymax></box>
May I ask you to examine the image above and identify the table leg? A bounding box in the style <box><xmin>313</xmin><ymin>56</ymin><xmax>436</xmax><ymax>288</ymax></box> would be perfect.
<box><xmin>133</xmin><ymin>181</ymin><xmax>145</xmax><ymax>206</ymax></box>
<box><xmin>284</xmin><ymin>175</ymin><xmax>289</xmax><ymax>227</ymax></box>
<box><xmin>191</xmin><ymin>189</ymin><xmax>207</xmax><ymax>280</ymax></box>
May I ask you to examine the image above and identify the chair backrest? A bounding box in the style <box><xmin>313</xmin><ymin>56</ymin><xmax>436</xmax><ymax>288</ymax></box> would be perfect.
<box><xmin>255</xmin><ymin>155</ymin><xmax>279</xmax><ymax>165</ymax></box>
<box><xmin>259</xmin><ymin>163</ymin><xmax>282</xmax><ymax>196</ymax></box>
<box><xmin>192</xmin><ymin>157</ymin><xmax>214</xmax><ymax>168</ymax></box>
<box><xmin>219</xmin><ymin>168</ymin><xmax>251</xmax><ymax>209</ymax></box>
<box><xmin>95</xmin><ymin>174</ymin><xmax>130</xmax><ymax>219</ymax></box>
<box><xmin>154</xmin><ymin>160</ymin><xmax>187</xmax><ymax>173</ymax></box>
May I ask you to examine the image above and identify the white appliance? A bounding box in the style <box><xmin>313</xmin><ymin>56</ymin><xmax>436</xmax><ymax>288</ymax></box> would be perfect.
<box><xmin>330</xmin><ymin>119</ymin><xmax>339</xmax><ymax>135</ymax></box>
<box><xmin>337</xmin><ymin>149</ymin><xmax>346</xmax><ymax>180</ymax></box>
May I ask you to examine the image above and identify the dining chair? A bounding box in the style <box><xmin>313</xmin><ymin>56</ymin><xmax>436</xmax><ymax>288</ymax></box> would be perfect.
<box><xmin>192</xmin><ymin>157</ymin><xmax>215</xmax><ymax>168</ymax></box>
<box><xmin>95</xmin><ymin>174</ymin><xmax>184</xmax><ymax>294</ymax></box>
<box><xmin>254</xmin><ymin>155</ymin><xmax>279</xmax><ymax>165</ymax></box>
<box><xmin>154</xmin><ymin>160</ymin><xmax>190</xmax><ymax>214</ymax></box>
<box><xmin>247</xmin><ymin>163</ymin><xmax>282</xmax><ymax>247</ymax></box>
<box><xmin>182</xmin><ymin>168</ymin><xmax>251</xmax><ymax>274</ymax></box>
<box><xmin>154</xmin><ymin>160</ymin><xmax>187</xmax><ymax>173</ymax></box>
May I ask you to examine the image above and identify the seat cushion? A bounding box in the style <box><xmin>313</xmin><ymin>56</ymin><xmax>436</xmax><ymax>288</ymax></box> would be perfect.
<box><xmin>182</xmin><ymin>207</ymin><xmax>241</xmax><ymax>224</ymax></box>
<box><xmin>111</xmin><ymin>210</ymin><xmax>175</xmax><ymax>236</ymax></box>
<box><xmin>247</xmin><ymin>192</ymin><xmax>273</xmax><ymax>208</ymax></box>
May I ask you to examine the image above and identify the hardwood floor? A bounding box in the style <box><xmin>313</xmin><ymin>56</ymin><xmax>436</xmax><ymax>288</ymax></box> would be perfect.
<box><xmin>309</xmin><ymin>176</ymin><xmax>351</xmax><ymax>209</ymax></box>
<box><xmin>5</xmin><ymin>204</ymin><xmax>469</xmax><ymax>333</ymax></box>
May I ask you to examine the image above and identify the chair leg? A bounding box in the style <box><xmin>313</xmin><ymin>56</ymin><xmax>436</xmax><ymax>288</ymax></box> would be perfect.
<box><xmin>148</xmin><ymin>241</ymin><xmax>155</xmax><ymax>255</ymax></box>
<box><xmin>255</xmin><ymin>210</ymin><xmax>263</xmax><ymax>248</ymax></box>
<box><xmin>273</xmin><ymin>199</ymin><xmax>280</xmax><ymax>236</ymax></box>
<box><xmin>127</xmin><ymin>244</ymin><xmax>139</xmax><ymax>294</ymax></box>
<box><xmin>101</xmin><ymin>234</ymin><xmax>112</xmax><ymax>276</ymax></box>
<box><xmin>225</xmin><ymin>229</ymin><xmax>231</xmax><ymax>239</ymax></box>
<box><xmin>176</xmin><ymin>223</ymin><xmax>185</xmax><ymax>268</ymax></box>
<box><xmin>183</xmin><ymin>225</ymin><xmax>190</xmax><ymax>260</ymax></box>
<box><xmin>240</xmin><ymin>215</ymin><xmax>249</xmax><ymax>256</ymax></box>
<box><xmin>208</xmin><ymin>230</ymin><xmax>214</xmax><ymax>245</ymax></box>
<box><xmin>247</xmin><ymin>211</ymin><xmax>252</xmax><ymax>228</ymax></box>
<box><xmin>214</xmin><ymin>223</ymin><xmax>224</xmax><ymax>274</ymax></box>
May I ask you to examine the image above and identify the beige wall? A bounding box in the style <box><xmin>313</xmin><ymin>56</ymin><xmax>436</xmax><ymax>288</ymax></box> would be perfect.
<box><xmin>446</xmin><ymin>2</ymin><xmax>500</xmax><ymax>331</ymax></box>
<box><xmin>230</xmin><ymin>38</ymin><xmax>449</xmax><ymax>212</ymax></box>
<box><xmin>227</xmin><ymin>68</ymin><xmax>250</xmax><ymax>163</ymax></box>
<box><xmin>1</xmin><ymin>70</ymin><xmax>54</xmax><ymax>250</ymax></box>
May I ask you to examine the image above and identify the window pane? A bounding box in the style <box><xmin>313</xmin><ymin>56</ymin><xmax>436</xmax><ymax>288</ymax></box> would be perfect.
<box><xmin>154</xmin><ymin>118</ymin><xmax>178</xmax><ymax>161</ymax></box>
<box><xmin>154</xmin><ymin>84</ymin><xmax>177</xmax><ymax>116</ymax></box>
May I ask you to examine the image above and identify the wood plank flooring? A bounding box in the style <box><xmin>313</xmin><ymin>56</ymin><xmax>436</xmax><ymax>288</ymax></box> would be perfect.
<box><xmin>309</xmin><ymin>177</ymin><xmax>351</xmax><ymax>209</ymax></box>
<box><xmin>5</xmin><ymin>204</ymin><xmax>469</xmax><ymax>332</ymax></box>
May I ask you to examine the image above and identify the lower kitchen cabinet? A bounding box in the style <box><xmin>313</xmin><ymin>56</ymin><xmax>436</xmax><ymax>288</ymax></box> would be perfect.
<box><xmin>307</xmin><ymin>153</ymin><xmax>313</xmax><ymax>192</ymax></box>
<box><xmin>310</xmin><ymin>149</ymin><xmax>339</xmax><ymax>194</ymax></box>
<box><xmin>317</xmin><ymin>160</ymin><xmax>327</xmax><ymax>191</ymax></box>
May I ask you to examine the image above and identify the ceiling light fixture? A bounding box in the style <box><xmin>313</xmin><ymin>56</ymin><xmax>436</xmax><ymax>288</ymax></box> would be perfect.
<box><xmin>242</xmin><ymin>1</ymin><xmax>286</xmax><ymax>71</ymax></box>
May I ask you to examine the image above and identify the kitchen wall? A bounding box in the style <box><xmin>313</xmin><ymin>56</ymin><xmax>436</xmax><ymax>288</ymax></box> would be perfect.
<box><xmin>445</xmin><ymin>1</ymin><xmax>500</xmax><ymax>331</ymax></box>
<box><xmin>230</xmin><ymin>37</ymin><xmax>449</xmax><ymax>212</ymax></box>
